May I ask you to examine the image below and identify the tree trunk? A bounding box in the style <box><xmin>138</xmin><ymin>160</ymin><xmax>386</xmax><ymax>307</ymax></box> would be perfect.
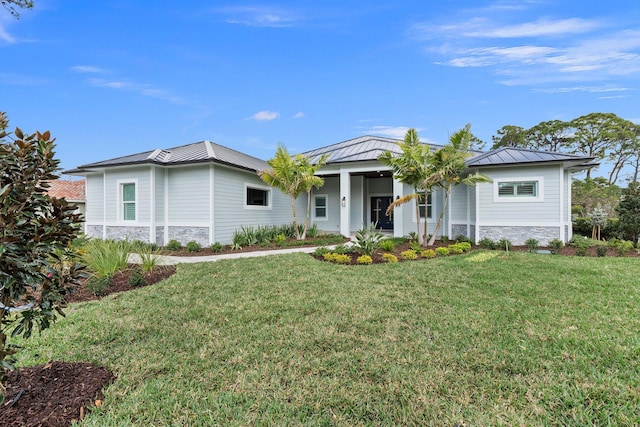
<box><xmin>301</xmin><ymin>191</ymin><xmax>311</xmax><ymax>240</ymax></box>
<box><xmin>421</xmin><ymin>189</ymin><xmax>429</xmax><ymax>247</ymax></box>
<box><xmin>428</xmin><ymin>184</ymin><xmax>451</xmax><ymax>246</ymax></box>
<box><xmin>290</xmin><ymin>196</ymin><xmax>300</xmax><ymax>240</ymax></box>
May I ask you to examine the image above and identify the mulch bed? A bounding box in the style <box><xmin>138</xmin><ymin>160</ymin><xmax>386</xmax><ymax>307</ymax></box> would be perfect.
<box><xmin>0</xmin><ymin>265</ymin><xmax>177</xmax><ymax>427</ymax></box>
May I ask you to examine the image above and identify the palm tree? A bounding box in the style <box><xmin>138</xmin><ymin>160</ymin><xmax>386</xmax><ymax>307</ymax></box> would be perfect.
<box><xmin>298</xmin><ymin>153</ymin><xmax>329</xmax><ymax>239</ymax></box>
<box><xmin>424</xmin><ymin>124</ymin><xmax>491</xmax><ymax>246</ymax></box>
<box><xmin>379</xmin><ymin>128</ymin><xmax>432</xmax><ymax>246</ymax></box>
<box><xmin>259</xmin><ymin>145</ymin><xmax>328</xmax><ymax>240</ymax></box>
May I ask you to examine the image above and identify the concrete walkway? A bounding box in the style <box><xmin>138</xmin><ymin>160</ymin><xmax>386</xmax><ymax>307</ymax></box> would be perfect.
<box><xmin>129</xmin><ymin>245</ymin><xmax>333</xmax><ymax>265</ymax></box>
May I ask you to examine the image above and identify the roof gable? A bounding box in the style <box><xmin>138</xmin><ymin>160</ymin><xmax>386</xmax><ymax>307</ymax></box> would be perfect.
<box><xmin>466</xmin><ymin>147</ymin><xmax>596</xmax><ymax>168</ymax></box>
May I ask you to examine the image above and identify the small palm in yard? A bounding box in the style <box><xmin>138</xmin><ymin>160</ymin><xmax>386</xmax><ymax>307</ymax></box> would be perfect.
<box><xmin>82</xmin><ymin>239</ymin><xmax>130</xmax><ymax>280</ymax></box>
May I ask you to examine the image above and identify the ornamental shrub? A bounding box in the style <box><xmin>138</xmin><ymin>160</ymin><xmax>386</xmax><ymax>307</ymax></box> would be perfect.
<box><xmin>357</xmin><ymin>255</ymin><xmax>373</xmax><ymax>265</ymax></box>
<box><xmin>497</xmin><ymin>238</ymin><xmax>512</xmax><ymax>251</ymax></box>
<box><xmin>382</xmin><ymin>253</ymin><xmax>398</xmax><ymax>263</ymax></box>
<box><xmin>478</xmin><ymin>237</ymin><xmax>496</xmax><ymax>249</ymax></box>
<box><xmin>420</xmin><ymin>249</ymin><xmax>436</xmax><ymax>259</ymax></box>
<box><xmin>379</xmin><ymin>239</ymin><xmax>395</xmax><ymax>252</ymax></box>
<box><xmin>186</xmin><ymin>241</ymin><xmax>202</xmax><ymax>252</ymax></box>
<box><xmin>525</xmin><ymin>238</ymin><xmax>539</xmax><ymax>253</ymax></box>
<box><xmin>323</xmin><ymin>253</ymin><xmax>351</xmax><ymax>264</ymax></box>
<box><xmin>0</xmin><ymin>113</ymin><xmax>84</xmax><ymax>400</ymax></box>
<box><xmin>447</xmin><ymin>244</ymin><xmax>464</xmax><ymax>254</ymax></box>
<box><xmin>435</xmin><ymin>247</ymin><xmax>449</xmax><ymax>256</ymax></box>
<box><xmin>353</xmin><ymin>223</ymin><xmax>384</xmax><ymax>256</ymax></box>
<box><xmin>312</xmin><ymin>247</ymin><xmax>331</xmax><ymax>257</ymax></box>
<box><xmin>548</xmin><ymin>238</ymin><xmax>564</xmax><ymax>255</ymax></box>
<box><xmin>401</xmin><ymin>250</ymin><xmax>418</xmax><ymax>260</ymax></box>
<box><xmin>165</xmin><ymin>239</ymin><xmax>181</xmax><ymax>251</ymax></box>
<box><xmin>128</xmin><ymin>268</ymin><xmax>146</xmax><ymax>287</ymax></box>
<box><xmin>86</xmin><ymin>276</ymin><xmax>111</xmax><ymax>296</ymax></box>
<box><xmin>210</xmin><ymin>242</ymin><xmax>223</xmax><ymax>252</ymax></box>
<box><xmin>456</xmin><ymin>242</ymin><xmax>472</xmax><ymax>252</ymax></box>
<box><xmin>596</xmin><ymin>246</ymin><xmax>608</xmax><ymax>257</ymax></box>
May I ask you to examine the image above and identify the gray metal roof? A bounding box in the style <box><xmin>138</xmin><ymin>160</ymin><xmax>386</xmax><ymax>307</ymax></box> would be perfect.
<box><xmin>72</xmin><ymin>141</ymin><xmax>268</xmax><ymax>172</ymax></box>
<box><xmin>466</xmin><ymin>147</ymin><xmax>595</xmax><ymax>168</ymax></box>
<box><xmin>302</xmin><ymin>135</ymin><xmax>444</xmax><ymax>164</ymax></box>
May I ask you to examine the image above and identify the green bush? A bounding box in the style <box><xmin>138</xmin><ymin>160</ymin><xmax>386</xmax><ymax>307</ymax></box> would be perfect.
<box><xmin>357</xmin><ymin>255</ymin><xmax>373</xmax><ymax>265</ymax></box>
<box><xmin>401</xmin><ymin>250</ymin><xmax>418</xmax><ymax>260</ymax></box>
<box><xmin>379</xmin><ymin>239</ymin><xmax>395</xmax><ymax>252</ymax></box>
<box><xmin>455</xmin><ymin>235</ymin><xmax>473</xmax><ymax>244</ymax></box>
<box><xmin>610</xmin><ymin>239</ymin><xmax>634</xmax><ymax>256</ymax></box>
<box><xmin>165</xmin><ymin>239</ymin><xmax>181</xmax><ymax>251</ymax></box>
<box><xmin>382</xmin><ymin>253</ymin><xmax>398</xmax><ymax>263</ymax></box>
<box><xmin>409</xmin><ymin>241</ymin><xmax>422</xmax><ymax>252</ymax></box>
<box><xmin>332</xmin><ymin>244</ymin><xmax>357</xmax><ymax>255</ymax></box>
<box><xmin>447</xmin><ymin>244</ymin><xmax>464</xmax><ymax>254</ymax></box>
<box><xmin>548</xmin><ymin>238</ymin><xmax>564</xmax><ymax>255</ymax></box>
<box><xmin>440</xmin><ymin>235</ymin><xmax>450</xmax><ymax>243</ymax></box>
<box><xmin>456</xmin><ymin>242</ymin><xmax>472</xmax><ymax>252</ymax></box>
<box><xmin>420</xmin><ymin>249</ymin><xmax>436</xmax><ymax>259</ymax></box>
<box><xmin>478</xmin><ymin>238</ymin><xmax>496</xmax><ymax>249</ymax></box>
<box><xmin>86</xmin><ymin>276</ymin><xmax>112</xmax><ymax>296</ymax></box>
<box><xmin>435</xmin><ymin>247</ymin><xmax>449</xmax><ymax>256</ymax></box>
<box><xmin>596</xmin><ymin>246</ymin><xmax>608</xmax><ymax>257</ymax></box>
<box><xmin>83</xmin><ymin>239</ymin><xmax>130</xmax><ymax>279</ymax></box>
<box><xmin>137</xmin><ymin>245</ymin><xmax>160</xmax><ymax>273</ymax></box>
<box><xmin>306</xmin><ymin>223</ymin><xmax>320</xmax><ymax>238</ymax></box>
<box><xmin>185</xmin><ymin>241</ymin><xmax>202</xmax><ymax>253</ymax></box>
<box><xmin>323</xmin><ymin>253</ymin><xmax>351</xmax><ymax>264</ymax></box>
<box><xmin>128</xmin><ymin>268</ymin><xmax>146</xmax><ymax>287</ymax></box>
<box><xmin>525</xmin><ymin>238</ymin><xmax>539</xmax><ymax>253</ymax></box>
<box><xmin>274</xmin><ymin>233</ymin><xmax>287</xmax><ymax>245</ymax></box>
<box><xmin>497</xmin><ymin>238</ymin><xmax>512</xmax><ymax>251</ymax></box>
<box><xmin>210</xmin><ymin>242</ymin><xmax>223</xmax><ymax>253</ymax></box>
<box><xmin>312</xmin><ymin>247</ymin><xmax>332</xmax><ymax>257</ymax></box>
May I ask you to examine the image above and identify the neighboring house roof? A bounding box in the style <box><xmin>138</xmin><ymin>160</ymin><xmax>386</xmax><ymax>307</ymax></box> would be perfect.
<box><xmin>67</xmin><ymin>141</ymin><xmax>268</xmax><ymax>173</ymax></box>
<box><xmin>47</xmin><ymin>179</ymin><xmax>86</xmax><ymax>202</ymax></box>
<box><xmin>467</xmin><ymin>147</ymin><xmax>596</xmax><ymax>168</ymax></box>
<box><xmin>302</xmin><ymin>135</ymin><xmax>445</xmax><ymax>164</ymax></box>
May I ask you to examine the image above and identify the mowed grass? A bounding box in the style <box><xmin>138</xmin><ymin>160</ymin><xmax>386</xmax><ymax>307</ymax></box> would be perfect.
<box><xmin>17</xmin><ymin>252</ymin><xmax>640</xmax><ymax>426</ymax></box>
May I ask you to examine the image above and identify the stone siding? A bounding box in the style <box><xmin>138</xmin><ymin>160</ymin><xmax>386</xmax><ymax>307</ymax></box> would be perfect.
<box><xmin>451</xmin><ymin>224</ymin><xmax>469</xmax><ymax>240</ymax></box>
<box><xmin>478</xmin><ymin>226</ymin><xmax>561</xmax><ymax>246</ymax></box>
<box><xmin>167</xmin><ymin>226</ymin><xmax>210</xmax><ymax>246</ymax></box>
<box><xmin>156</xmin><ymin>227</ymin><xmax>165</xmax><ymax>247</ymax></box>
<box><xmin>86</xmin><ymin>225</ymin><xmax>103</xmax><ymax>239</ymax></box>
<box><xmin>105</xmin><ymin>226</ymin><xmax>150</xmax><ymax>242</ymax></box>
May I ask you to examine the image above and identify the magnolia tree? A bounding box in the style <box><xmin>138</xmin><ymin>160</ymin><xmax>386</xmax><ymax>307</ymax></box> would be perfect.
<box><xmin>0</xmin><ymin>112</ymin><xmax>83</xmax><ymax>400</ymax></box>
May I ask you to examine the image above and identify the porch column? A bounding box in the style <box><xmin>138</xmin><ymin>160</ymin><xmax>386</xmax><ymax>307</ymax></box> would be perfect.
<box><xmin>339</xmin><ymin>169</ymin><xmax>350</xmax><ymax>237</ymax></box>
<box><xmin>392</xmin><ymin>178</ymin><xmax>404</xmax><ymax>238</ymax></box>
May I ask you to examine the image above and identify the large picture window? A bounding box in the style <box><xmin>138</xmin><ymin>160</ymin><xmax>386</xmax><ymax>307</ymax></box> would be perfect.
<box><xmin>245</xmin><ymin>185</ymin><xmax>270</xmax><ymax>207</ymax></box>
<box><xmin>122</xmin><ymin>182</ymin><xmax>136</xmax><ymax>221</ymax></box>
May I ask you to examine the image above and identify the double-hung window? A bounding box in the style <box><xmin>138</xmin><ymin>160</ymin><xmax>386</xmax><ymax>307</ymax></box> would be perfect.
<box><xmin>314</xmin><ymin>195</ymin><xmax>327</xmax><ymax>220</ymax></box>
<box><xmin>121</xmin><ymin>182</ymin><xmax>136</xmax><ymax>221</ymax></box>
<box><xmin>418</xmin><ymin>193</ymin><xmax>432</xmax><ymax>219</ymax></box>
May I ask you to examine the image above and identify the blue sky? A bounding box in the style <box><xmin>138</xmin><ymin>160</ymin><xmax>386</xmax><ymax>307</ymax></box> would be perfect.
<box><xmin>2</xmin><ymin>0</ymin><xmax>639</xmax><ymax>179</ymax></box>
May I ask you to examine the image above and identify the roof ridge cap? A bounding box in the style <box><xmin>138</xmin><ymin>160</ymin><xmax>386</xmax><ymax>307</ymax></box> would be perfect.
<box><xmin>204</xmin><ymin>140</ymin><xmax>216</xmax><ymax>159</ymax></box>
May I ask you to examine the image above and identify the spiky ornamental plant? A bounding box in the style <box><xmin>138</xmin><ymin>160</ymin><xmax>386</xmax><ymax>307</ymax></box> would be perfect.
<box><xmin>0</xmin><ymin>112</ymin><xmax>83</xmax><ymax>401</ymax></box>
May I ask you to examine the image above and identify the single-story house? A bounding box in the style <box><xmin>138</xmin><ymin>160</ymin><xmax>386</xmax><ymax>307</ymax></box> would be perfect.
<box><xmin>47</xmin><ymin>179</ymin><xmax>86</xmax><ymax>218</ymax></box>
<box><xmin>65</xmin><ymin>136</ymin><xmax>596</xmax><ymax>246</ymax></box>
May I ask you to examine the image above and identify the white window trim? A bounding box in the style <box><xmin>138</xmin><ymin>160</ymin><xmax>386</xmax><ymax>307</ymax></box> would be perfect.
<box><xmin>313</xmin><ymin>194</ymin><xmax>328</xmax><ymax>221</ymax></box>
<box><xmin>413</xmin><ymin>191</ymin><xmax>434</xmax><ymax>222</ymax></box>
<box><xmin>493</xmin><ymin>176</ymin><xmax>544</xmax><ymax>203</ymax></box>
<box><xmin>244</xmin><ymin>183</ymin><xmax>272</xmax><ymax>210</ymax></box>
<box><xmin>117</xmin><ymin>179</ymin><xmax>138</xmax><ymax>223</ymax></box>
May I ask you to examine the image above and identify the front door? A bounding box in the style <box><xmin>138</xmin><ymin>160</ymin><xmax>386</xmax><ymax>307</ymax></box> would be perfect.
<box><xmin>371</xmin><ymin>196</ymin><xmax>393</xmax><ymax>230</ymax></box>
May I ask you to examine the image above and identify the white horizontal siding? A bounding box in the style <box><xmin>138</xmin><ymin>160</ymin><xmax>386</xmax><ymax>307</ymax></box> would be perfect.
<box><xmin>104</xmin><ymin>167</ymin><xmax>151</xmax><ymax>224</ymax></box>
<box><xmin>450</xmin><ymin>185</ymin><xmax>468</xmax><ymax>222</ymax></box>
<box><xmin>167</xmin><ymin>166</ymin><xmax>210</xmax><ymax>223</ymax></box>
<box><xmin>313</xmin><ymin>176</ymin><xmax>341</xmax><ymax>233</ymax></box>
<box><xmin>85</xmin><ymin>174</ymin><xmax>104</xmax><ymax>222</ymax></box>
<box><xmin>477</xmin><ymin>166</ymin><xmax>561</xmax><ymax>225</ymax></box>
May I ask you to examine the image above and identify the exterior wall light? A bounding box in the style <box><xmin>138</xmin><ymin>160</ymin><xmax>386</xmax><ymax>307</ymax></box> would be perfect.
<box><xmin>341</xmin><ymin>196</ymin><xmax>346</xmax><ymax>207</ymax></box>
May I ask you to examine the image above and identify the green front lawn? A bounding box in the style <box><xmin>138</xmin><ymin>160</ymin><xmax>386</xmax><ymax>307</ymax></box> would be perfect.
<box><xmin>18</xmin><ymin>252</ymin><xmax>640</xmax><ymax>425</ymax></box>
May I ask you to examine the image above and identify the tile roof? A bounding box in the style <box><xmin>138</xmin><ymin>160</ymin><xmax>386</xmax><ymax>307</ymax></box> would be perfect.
<box><xmin>47</xmin><ymin>179</ymin><xmax>85</xmax><ymax>201</ymax></box>
<box><xmin>70</xmin><ymin>141</ymin><xmax>268</xmax><ymax>172</ymax></box>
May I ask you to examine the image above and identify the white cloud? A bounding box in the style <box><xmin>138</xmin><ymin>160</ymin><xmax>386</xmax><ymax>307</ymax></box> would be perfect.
<box><xmin>86</xmin><ymin>78</ymin><xmax>186</xmax><ymax>104</ymax></box>
<box><xmin>217</xmin><ymin>6</ymin><xmax>298</xmax><ymax>28</ymax></box>
<box><xmin>463</xmin><ymin>18</ymin><xmax>600</xmax><ymax>38</ymax></box>
<box><xmin>364</xmin><ymin>126</ymin><xmax>426</xmax><ymax>139</ymax></box>
<box><xmin>71</xmin><ymin>65</ymin><xmax>106</xmax><ymax>73</ymax></box>
<box><xmin>293</xmin><ymin>111</ymin><xmax>305</xmax><ymax>119</ymax></box>
<box><xmin>250</xmin><ymin>110</ymin><xmax>280</xmax><ymax>121</ymax></box>
<box><xmin>535</xmin><ymin>85</ymin><xmax>631</xmax><ymax>94</ymax></box>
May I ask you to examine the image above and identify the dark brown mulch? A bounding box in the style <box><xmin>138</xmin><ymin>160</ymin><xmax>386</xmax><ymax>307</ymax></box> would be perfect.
<box><xmin>163</xmin><ymin>237</ymin><xmax>349</xmax><ymax>257</ymax></box>
<box><xmin>0</xmin><ymin>362</ymin><xmax>114</xmax><ymax>427</ymax></box>
<box><xmin>0</xmin><ymin>266</ymin><xmax>177</xmax><ymax>427</ymax></box>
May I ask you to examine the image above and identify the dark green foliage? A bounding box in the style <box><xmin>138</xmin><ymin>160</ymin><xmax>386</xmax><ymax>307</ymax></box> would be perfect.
<box><xmin>596</xmin><ymin>246</ymin><xmax>608</xmax><ymax>257</ymax></box>
<box><xmin>185</xmin><ymin>241</ymin><xmax>202</xmax><ymax>253</ymax></box>
<box><xmin>379</xmin><ymin>239</ymin><xmax>396</xmax><ymax>252</ymax></box>
<box><xmin>165</xmin><ymin>239</ymin><xmax>181</xmax><ymax>251</ymax></box>
<box><xmin>128</xmin><ymin>269</ymin><xmax>146</xmax><ymax>287</ymax></box>
<box><xmin>548</xmin><ymin>239</ymin><xmax>564</xmax><ymax>255</ymax></box>
<box><xmin>0</xmin><ymin>112</ymin><xmax>83</xmax><ymax>399</ymax></box>
<box><xmin>478</xmin><ymin>237</ymin><xmax>496</xmax><ymax>249</ymax></box>
<box><xmin>498</xmin><ymin>238</ymin><xmax>512</xmax><ymax>251</ymax></box>
<box><xmin>455</xmin><ymin>235</ymin><xmax>473</xmax><ymax>244</ymax></box>
<box><xmin>616</xmin><ymin>182</ymin><xmax>640</xmax><ymax>245</ymax></box>
<box><xmin>210</xmin><ymin>242</ymin><xmax>223</xmax><ymax>253</ymax></box>
<box><xmin>312</xmin><ymin>247</ymin><xmax>331</xmax><ymax>257</ymax></box>
<box><xmin>86</xmin><ymin>276</ymin><xmax>111</xmax><ymax>296</ymax></box>
<box><xmin>525</xmin><ymin>238</ymin><xmax>539</xmax><ymax>252</ymax></box>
